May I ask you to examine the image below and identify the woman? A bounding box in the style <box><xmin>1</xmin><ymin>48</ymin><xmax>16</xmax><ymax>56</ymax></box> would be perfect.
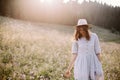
<box><xmin>64</xmin><ymin>19</ymin><xmax>104</xmax><ymax>80</ymax></box>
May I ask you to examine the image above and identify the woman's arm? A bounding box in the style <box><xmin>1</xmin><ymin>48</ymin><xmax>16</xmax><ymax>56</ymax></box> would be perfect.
<box><xmin>94</xmin><ymin>33</ymin><xmax>102</xmax><ymax>62</ymax></box>
<box><xmin>66</xmin><ymin>54</ymin><xmax>78</xmax><ymax>71</ymax></box>
<box><xmin>64</xmin><ymin>40</ymin><xmax>78</xmax><ymax>78</ymax></box>
<box><xmin>64</xmin><ymin>54</ymin><xmax>77</xmax><ymax>78</ymax></box>
<box><xmin>96</xmin><ymin>53</ymin><xmax>101</xmax><ymax>62</ymax></box>
<box><xmin>63</xmin><ymin>54</ymin><xmax>77</xmax><ymax>78</ymax></box>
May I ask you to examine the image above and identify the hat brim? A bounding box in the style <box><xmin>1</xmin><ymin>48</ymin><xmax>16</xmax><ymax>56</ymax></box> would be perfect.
<box><xmin>76</xmin><ymin>24</ymin><xmax>89</xmax><ymax>26</ymax></box>
<box><xmin>74</xmin><ymin>24</ymin><xmax>92</xmax><ymax>29</ymax></box>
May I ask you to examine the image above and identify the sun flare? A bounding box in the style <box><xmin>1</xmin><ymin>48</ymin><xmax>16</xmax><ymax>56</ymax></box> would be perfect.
<box><xmin>63</xmin><ymin>0</ymin><xmax>70</xmax><ymax>3</ymax></box>
<box><xmin>40</xmin><ymin>0</ymin><xmax>53</xmax><ymax>3</ymax></box>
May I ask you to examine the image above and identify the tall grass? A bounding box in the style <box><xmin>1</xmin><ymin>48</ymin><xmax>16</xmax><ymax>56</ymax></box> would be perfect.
<box><xmin>0</xmin><ymin>16</ymin><xmax>120</xmax><ymax>80</ymax></box>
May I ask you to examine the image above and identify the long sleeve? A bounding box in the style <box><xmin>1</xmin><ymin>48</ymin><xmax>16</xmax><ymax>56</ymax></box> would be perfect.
<box><xmin>71</xmin><ymin>40</ymin><xmax>78</xmax><ymax>54</ymax></box>
<box><xmin>94</xmin><ymin>33</ymin><xmax>101</xmax><ymax>54</ymax></box>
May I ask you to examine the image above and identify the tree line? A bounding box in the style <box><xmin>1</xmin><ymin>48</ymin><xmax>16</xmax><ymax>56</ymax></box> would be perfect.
<box><xmin>0</xmin><ymin>0</ymin><xmax>120</xmax><ymax>33</ymax></box>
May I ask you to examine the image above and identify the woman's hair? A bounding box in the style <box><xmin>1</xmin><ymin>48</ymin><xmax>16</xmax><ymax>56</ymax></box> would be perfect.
<box><xmin>73</xmin><ymin>25</ymin><xmax>91</xmax><ymax>41</ymax></box>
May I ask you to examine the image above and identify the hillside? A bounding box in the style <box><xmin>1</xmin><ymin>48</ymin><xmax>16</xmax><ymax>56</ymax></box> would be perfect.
<box><xmin>0</xmin><ymin>16</ymin><xmax>120</xmax><ymax>80</ymax></box>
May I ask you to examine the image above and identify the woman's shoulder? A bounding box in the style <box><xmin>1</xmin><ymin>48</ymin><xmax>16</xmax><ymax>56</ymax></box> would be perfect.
<box><xmin>72</xmin><ymin>39</ymin><xmax>78</xmax><ymax>42</ymax></box>
<box><xmin>90</xmin><ymin>32</ymin><xmax>98</xmax><ymax>37</ymax></box>
<box><xmin>89</xmin><ymin>32</ymin><xmax>99</xmax><ymax>40</ymax></box>
<box><xmin>72</xmin><ymin>39</ymin><xmax>78</xmax><ymax>44</ymax></box>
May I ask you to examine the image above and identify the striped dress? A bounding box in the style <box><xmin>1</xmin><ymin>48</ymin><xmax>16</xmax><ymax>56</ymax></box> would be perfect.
<box><xmin>71</xmin><ymin>32</ymin><xmax>104</xmax><ymax>80</ymax></box>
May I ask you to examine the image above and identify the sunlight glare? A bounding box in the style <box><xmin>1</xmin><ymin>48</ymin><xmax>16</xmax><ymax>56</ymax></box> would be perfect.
<box><xmin>63</xmin><ymin>0</ymin><xmax>70</xmax><ymax>4</ymax></box>
<box><xmin>40</xmin><ymin>0</ymin><xmax>44</xmax><ymax>3</ymax></box>
<box><xmin>78</xmin><ymin>0</ymin><xmax>84</xmax><ymax>4</ymax></box>
<box><xmin>71</xmin><ymin>0</ymin><xmax>76</xmax><ymax>1</ymax></box>
<box><xmin>46</xmin><ymin>0</ymin><xmax>53</xmax><ymax>3</ymax></box>
<box><xmin>40</xmin><ymin>0</ymin><xmax>53</xmax><ymax>3</ymax></box>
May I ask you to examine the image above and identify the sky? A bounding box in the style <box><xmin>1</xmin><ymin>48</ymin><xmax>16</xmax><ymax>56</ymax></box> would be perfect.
<box><xmin>90</xmin><ymin>0</ymin><xmax>120</xmax><ymax>7</ymax></box>
<box><xmin>40</xmin><ymin>0</ymin><xmax>120</xmax><ymax>7</ymax></box>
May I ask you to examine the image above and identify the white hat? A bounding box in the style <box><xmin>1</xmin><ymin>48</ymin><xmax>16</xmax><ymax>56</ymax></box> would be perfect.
<box><xmin>77</xmin><ymin>19</ymin><xmax>88</xmax><ymax>26</ymax></box>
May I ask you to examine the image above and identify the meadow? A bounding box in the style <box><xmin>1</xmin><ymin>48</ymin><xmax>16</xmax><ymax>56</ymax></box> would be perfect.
<box><xmin>0</xmin><ymin>16</ymin><xmax>120</xmax><ymax>80</ymax></box>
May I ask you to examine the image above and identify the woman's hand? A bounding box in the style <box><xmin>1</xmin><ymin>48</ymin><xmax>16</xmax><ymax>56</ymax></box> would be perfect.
<box><xmin>96</xmin><ymin>54</ymin><xmax>101</xmax><ymax>62</ymax></box>
<box><xmin>63</xmin><ymin>70</ymin><xmax>71</xmax><ymax>78</ymax></box>
<box><xmin>63</xmin><ymin>54</ymin><xmax>77</xmax><ymax>78</ymax></box>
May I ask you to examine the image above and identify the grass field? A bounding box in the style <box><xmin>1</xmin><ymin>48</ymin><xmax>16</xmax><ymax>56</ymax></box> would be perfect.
<box><xmin>0</xmin><ymin>16</ymin><xmax>120</xmax><ymax>80</ymax></box>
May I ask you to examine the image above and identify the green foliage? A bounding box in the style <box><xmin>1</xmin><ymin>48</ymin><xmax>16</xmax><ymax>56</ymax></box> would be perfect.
<box><xmin>2</xmin><ymin>52</ymin><xmax>13</xmax><ymax>64</ymax></box>
<box><xmin>0</xmin><ymin>63</ymin><xmax>13</xmax><ymax>79</ymax></box>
